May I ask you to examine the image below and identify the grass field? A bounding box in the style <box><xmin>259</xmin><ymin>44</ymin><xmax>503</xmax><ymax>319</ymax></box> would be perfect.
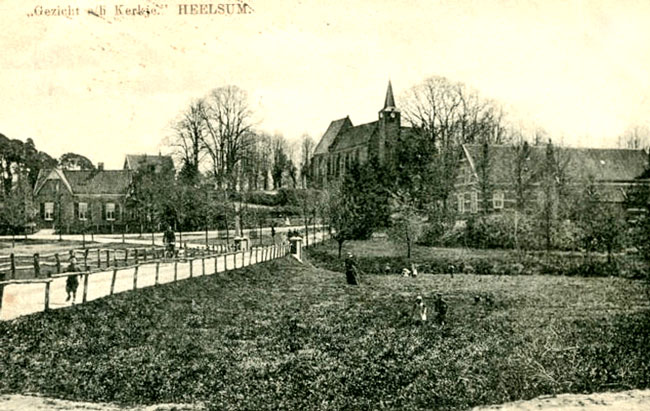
<box><xmin>0</xmin><ymin>241</ymin><xmax>648</xmax><ymax>410</ymax></box>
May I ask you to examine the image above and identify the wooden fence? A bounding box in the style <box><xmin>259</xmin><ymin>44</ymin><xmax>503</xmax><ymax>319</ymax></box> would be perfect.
<box><xmin>0</xmin><ymin>243</ymin><xmax>239</xmax><ymax>281</ymax></box>
<box><xmin>0</xmin><ymin>228</ymin><xmax>329</xmax><ymax>321</ymax></box>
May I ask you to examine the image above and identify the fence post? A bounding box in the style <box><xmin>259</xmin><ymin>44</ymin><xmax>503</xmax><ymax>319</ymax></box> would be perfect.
<box><xmin>214</xmin><ymin>255</ymin><xmax>218</xmax><ymax>274</ymax></box>
<box><xmin>44</xmin><ymin>281</ymin><xmax>51</xmax><ymax>311</ymax></box>
<box><xmin>124</xmin><ymin>249</ymin><xmax>129</xmax><ymax>266</ymax></box>
<box><xmin>155</xmin><ymin>262</ymin><xmax>160</xmax><ymax>285</ymax></box>
<box><xmin>122</xmin><ymin>231</ymin><xmax>125</xmax><ymax>244</ymax></box>
<box><xmin>106</xmin><ymin>250</ymin><xmax>110</xmax><ymax>268</ymax></box>
<box><xmin>97</xmin><ymin>249</ymin><xmax>101</xmax><ymax>269</ymax></box>
<box><xmin>113</xmin><ymin>251</ymin><xmax>118</xmax><ymax>268</ymax></box>
<box><xmin>34</xmin><ymin>253</ymin><xmax>41</xmax><ymax>277</ymax></box>
<box><xmin>174</xmin><ymin>261</ymin><xmax>178</xmax><ymax>282</ymax></box>
<box><xmin>110</xmin><ymin>269</ymin><xmax>117</xmax><ymax>295</ymax></box>
<box><xmin>202</xmin><ymin>257</ymin><xmax>205</xmax><ymax>276</ymax></box>
<box><xmin>82</xmin><ymin>273</ymin><xmax>89</xmax><ymax>303</ymax></box>
<box><xmin>189</xmin><ymin>259</ymin><xmax>193</xmax><ymax>278</ymax></box>
<box><xmin>134</xmin><ymin>249</ymin><xmax>139</xmax><ymax>265</ymax></box>
<box><xmin>10</xmin><ymin>253</ymin><xmax>15</xmax><ymax>279</ymax></box>
<box><xmin>224</xmin><ymin>253</ymin><xmax>228</xmax><ymax>271</ymax></box>
<box><xmin>133</xmin><ymin>266</ymin><xmax>139</xmax><ymax>290</ymax></box>
<box><xmin>55</xmin><ymin>253</ymin><xmax>61</xmax><ymax>274</ymax></box>
<box><xmin>84</xmin><ymin>249</ymin><xmax>89</xmax><ymax>271</ymax></box>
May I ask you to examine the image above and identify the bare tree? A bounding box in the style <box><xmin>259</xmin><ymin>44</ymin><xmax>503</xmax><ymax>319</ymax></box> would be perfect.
<box><xmin>618</xmin><ymin>125</ymin><xmax>650</xmax><ymax>150</ymax></box>
<box><xmin>169</xmin><ymin>98</ymin><xmax>206</xmax><ymax>184</ymax></box>
<box><xmin>200</xmin><ymin>86</ymin><xmax>255</xmax><ymax>190</ymax></box>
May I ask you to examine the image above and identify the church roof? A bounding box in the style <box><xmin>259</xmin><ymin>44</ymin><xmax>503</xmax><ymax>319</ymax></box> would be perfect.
<box><xmin>313</xmin><ymin>117</ymin><xmax>352</xmax><ymax>155</ymax></box>
<box><xmin>331</xmin><ymin>122</ymin><xmax>379</xmax><ymax>151</ymax></box>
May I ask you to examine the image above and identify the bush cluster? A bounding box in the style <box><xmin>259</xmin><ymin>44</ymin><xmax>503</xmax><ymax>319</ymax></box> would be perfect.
<box><xmin>307</xmin><ymin>242</ymin><xmax>647</xmax><ymax>279</ymax></box>
<box><xmin>418</xmin><ymin>213</ymin><xmax>624</xmax><ymax>253</ymax></box>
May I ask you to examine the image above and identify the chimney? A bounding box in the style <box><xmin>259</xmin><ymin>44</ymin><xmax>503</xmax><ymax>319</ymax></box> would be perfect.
<box><xmin>98</xmin><ymin>162</ymin><xmax>104</xmax><ymax>170</ymax></box>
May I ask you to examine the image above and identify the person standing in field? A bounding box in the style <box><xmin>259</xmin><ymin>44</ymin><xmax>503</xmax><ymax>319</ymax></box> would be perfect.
<box><xmin>163</xmin><ymin>225</ymin><xmax>176</xmax><ymax>257</ymax></box>
<box><xmin>344</xmin><ymin>252</ymin><xmax>360</xmax><ymax>285</ymax></box>
<box><xmin>65</xmin><ymin>250</ymin><xmax>80</xmax><ymax>304</ymax></box>
<box><xmin>433</xmin><ymin>293</ymin><xmax>448</xmax><ymax>325</ymax></box>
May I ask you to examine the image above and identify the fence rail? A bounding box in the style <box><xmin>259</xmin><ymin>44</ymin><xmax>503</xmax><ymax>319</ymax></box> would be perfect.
<box><xmin>0</xmin><ymin>228</ymin><xmax>331</xmax><ymax>321</ymax></box>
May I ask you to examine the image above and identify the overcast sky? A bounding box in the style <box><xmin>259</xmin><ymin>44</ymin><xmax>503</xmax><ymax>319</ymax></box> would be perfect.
<box><xmin>1</xmin><ymin>0</ymin><xmax>649</xmax><ymax>168</ymax></box>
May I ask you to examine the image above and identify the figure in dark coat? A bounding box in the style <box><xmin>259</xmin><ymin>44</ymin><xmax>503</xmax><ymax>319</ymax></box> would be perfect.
<box><xmin>163</xmin><ymin>225</ymin><xmax>176</xmax><ymax>257</ymax></box>
<box><xmin>344</xmin><ymin>253</ymin><xmax>360</xmax><ymax>285</ymax></box>
<box><xmin>433</xmin><ymin>293</ymin><xmax>448</xmax><ymax>325</ymax></box>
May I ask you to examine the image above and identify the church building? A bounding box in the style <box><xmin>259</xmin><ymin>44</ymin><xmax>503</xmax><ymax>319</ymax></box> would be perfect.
<box><xmin>311</xmin><ymin>82</ymin><xmax>413</xmax><ymax>186</ymax></box>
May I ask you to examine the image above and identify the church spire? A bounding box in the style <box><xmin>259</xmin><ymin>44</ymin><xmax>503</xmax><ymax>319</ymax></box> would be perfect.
<box><xmin>383</xmin><ymin>80</ymin><xmax>396</xmax><ymax>109</ymax></box>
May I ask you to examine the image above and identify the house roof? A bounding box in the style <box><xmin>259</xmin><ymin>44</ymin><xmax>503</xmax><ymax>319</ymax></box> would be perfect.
<box><xmin>331</xmin><ymin>121</ymin><xmax>379</xmax><ymax>151</ymax></box>
<box><xmin>462</xmin><ymin>144</ymin><xmax>649</xmax><ymax>184</ymax></box>
<box><xmin>124</xmin><ymin>154</ymin><xmax>174</xmax><ymax>172</ymax></box>
<box><xmin>63</xmin><ymin>170</ymin><xmax>131</xmax><ymax>195</ymax></box>
<box><xmin>313</xmin><ymin>117</ymin><xmax>352</xmax><ymax>156</ymax></box>
<box><xmin>34</xmin><ymin>169</ymin><xmax>131</xmax><ymax>196</ymax></box>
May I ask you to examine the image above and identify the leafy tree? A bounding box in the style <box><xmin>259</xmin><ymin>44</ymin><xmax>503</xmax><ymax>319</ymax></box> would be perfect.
<box><xmin>59</xmin><ymin>152</ymin><xmax>95</xmax><ymax>170</ymax></box>
<box><xmin>126</xmin><ymin>162</ymin><xmax>175</xmax><ymax>235</ymax></box>
<box><xmin>576</xmin><ymin>177</ymin><xmax>626</xmax><ymax>262</ymax></box>
<box><xmin>272</xmin><ymin>135</ymin><xmax>291</xmax><ymax>189</ymax></box>
<box><xmin>328</xmin><ymin>160</ymin><xmax>391</xmax><ymax>257</ymax></box>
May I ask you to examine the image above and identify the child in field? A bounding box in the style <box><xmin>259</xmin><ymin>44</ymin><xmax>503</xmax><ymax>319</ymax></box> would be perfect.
<box><xmin>412</xmin><ymin>295</ymin><xmax>427</xmax><ymax>324</ymax></box>
<box><xmin>65</xmin><ymin>251</ymin><xmax>80</xmax><ymax>304</ymax></box>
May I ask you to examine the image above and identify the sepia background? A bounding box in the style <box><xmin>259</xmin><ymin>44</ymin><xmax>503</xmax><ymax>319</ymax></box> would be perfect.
<box><xmin>1</xmin><ymin>0</ymin><xmax>650</xmax><ymax>168</ymax></box>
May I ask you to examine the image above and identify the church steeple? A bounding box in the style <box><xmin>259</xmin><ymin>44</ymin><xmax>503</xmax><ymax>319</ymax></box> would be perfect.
<box><xmin>383</xmin><ymin>80</ymin><xmax>396</xmax><ymax>110</ymax></box>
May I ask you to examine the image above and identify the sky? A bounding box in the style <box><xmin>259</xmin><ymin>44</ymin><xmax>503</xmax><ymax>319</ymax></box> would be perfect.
<box><xmin>1</xmin><ymin>0</ymin><xmax>650</xmax><ymax>168</ymax></box>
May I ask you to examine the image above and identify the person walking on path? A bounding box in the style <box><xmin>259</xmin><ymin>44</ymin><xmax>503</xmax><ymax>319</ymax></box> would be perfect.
<box><xmin>163</xmin><ymin>225</ymin><xmax>176</xmax><ymax>258</ymax></box>
<box><xmin>65</xmin><ymin>251</ymin><xmax>80</xmax><ymax>304</ymax></box>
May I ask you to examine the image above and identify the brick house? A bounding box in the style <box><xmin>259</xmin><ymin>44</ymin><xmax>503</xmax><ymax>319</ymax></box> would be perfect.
<box><xmin>311</xmin><ymin>81</ymin><xmax>415</xmax><ymax>186</ymax></box>
<box><xmin>454</xmin><ymin>143</ymin><xmax>650</xmax><ymax>216</ymax></box>
<box><xmin>33</xmin><ymin>154</ymin><xmax>174</xmax><ymax>232</ymax></box>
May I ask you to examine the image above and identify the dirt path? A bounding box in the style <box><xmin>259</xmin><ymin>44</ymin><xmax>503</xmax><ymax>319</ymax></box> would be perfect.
<box><xmin>4</xmin><ymin>389</ymin><xmax>649</xmax><ymax>410</ymax></box>
<box><xmin>0</xmin><ymin>394</ymin><xmax>201</xmax><ymax>410</ymax></box>
<box><xmin>473</xmin><ymin>389</ymin><xmax>650</xmax><ymax>410</ymax></box>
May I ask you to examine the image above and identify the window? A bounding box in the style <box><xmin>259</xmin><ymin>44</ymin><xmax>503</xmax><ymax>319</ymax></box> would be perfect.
<box><xmin>471</xmin><ymin>192</ymin><xmax>478</xmax><ymax>213</ymax></box>
<box><xmin>44</xmin><ymin>202</ymin><xmax>54</xmax><ymax>221</ymax></box>
<box><xmin>457</xmin><ymin>194</ymin><xmax>464</xmax><ymax>213</ymax></box>
<box><xmin>78</xmin><ymin>202</ymin><xmax>88</xmax><ymax>220</ymax></box>
<box><xmin>493</xmin><ymin>191</ymin><xmax>504</xmax><ymax>210</ymax></box>
<box><xmin>464</xmin><ymin>193</ymin><xmax>472</xmax><ymax>214</ymax></box>
<box><xmin>106</xmin><ymin>203</ymin><xmax>116</xmax><ymax>221</ymax></box>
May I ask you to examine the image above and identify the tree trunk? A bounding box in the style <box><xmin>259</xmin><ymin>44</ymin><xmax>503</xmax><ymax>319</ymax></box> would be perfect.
<box><xmin>338</xmin><ymin>239</ymin><xmax>343</xmax><ymax>258</ymax></box>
